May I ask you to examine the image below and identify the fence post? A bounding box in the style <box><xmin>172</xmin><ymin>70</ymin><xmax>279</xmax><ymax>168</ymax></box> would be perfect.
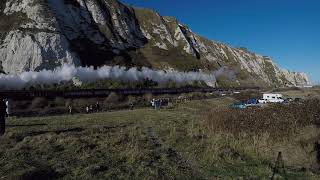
<box><xmin>271</xmin><ymin>152</ymin><xmax>287</xmax><ymax>180</ymax></box>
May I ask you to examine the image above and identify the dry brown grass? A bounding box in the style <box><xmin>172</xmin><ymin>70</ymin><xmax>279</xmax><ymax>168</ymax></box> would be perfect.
<box><xmin>231</xmin><ymin>90</ymin><xmax>261</xmax><ymax>101</ymax></box>
<box><xmin>206</xmin><ymin>99</ymin><xmax>320</xmax><ymax>138</ymax></box>
<box><xmin>204</xmin><ymin>99</ymin><xmax>320</xmax><ymax>169</ymax></box>
<box><xmin>270</xmin><ymin>87</ymin><xmax>320</xmax><ymax>99</ymax></box>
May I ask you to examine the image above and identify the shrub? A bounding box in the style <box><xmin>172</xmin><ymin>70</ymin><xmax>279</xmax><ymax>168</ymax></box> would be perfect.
<box><xmin>166</xmin><ymin>80</ymin><xmax>177</xmax><ymax>88</ymax></box>
<box><xmin>187</xmin><ymin>92</ymin><xmax>204</xmax><ymax>100</ymax></box>
<box><xmin>30</xmin><ymin>97</ymin><xmax>48</xmax><ymax>109</ymax></box>
<box><xmin>65</xmin><ymin>99</ymin><xmax>73</xmax><ymax>108</ymax></box>
<box><xmin>105</xmin><ymin>92</ymin><xmax>121</xmax><ymax>103</ymax></box>
<box><xmin>143</xmin><ymin>93</ymin><xmax>153</xmax><ymax>103</ymax></box>
<box><xmin>127</xmin><ymin>95</ymin><xmax>137</xmax><ymax>103</ymax></box>
<box><xmin>54</xmin><ymin>97</ymin><xmax>65</xmax><ymax>107</ymax></box>
<box><xmin>205</xmin><ymin>99</ymin><xmax>320</xmax><ymax>139</ymax></box>
<box><xmin>103</xmin><ymin>93</ymin><xmax>124</xmax><ymax>109</ymax></box>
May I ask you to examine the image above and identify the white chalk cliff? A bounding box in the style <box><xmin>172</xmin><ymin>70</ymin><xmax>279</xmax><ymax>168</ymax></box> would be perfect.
<box><xmin>0</xmin><ymin>0</ymin><xmax>310</xmax><ymax>87</ymax></box>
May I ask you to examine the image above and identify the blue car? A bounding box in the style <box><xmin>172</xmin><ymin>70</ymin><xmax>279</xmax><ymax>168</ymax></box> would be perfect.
<box><xmin>230</xmin><ymin>102</ymin><xmax>247</xmax><ymax>109</ymax></box>
<box><xmin>246</xmin><ymin>98</ymin><xmax>258</xmax><ymax>105</ymax></box>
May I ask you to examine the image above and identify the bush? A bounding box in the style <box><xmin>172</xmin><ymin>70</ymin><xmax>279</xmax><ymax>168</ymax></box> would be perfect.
<box><xmin>166</xmin><ymin>80</ymin><xmax>177</xmax><ymax>88</ymax></box>
<box><xmin>30</xmin><ymin>97</ymin><xmax>48</xmax><ymax>109</ymax></box>
<box><xmin>54</xmin><ymin>97</ymin><xmax>65</xmax><ymax>107</ymax></box>
<box><xmin>143</xmin><ymin>93</ymin><xmax>153</xmax><ymax>102</ymax></box>
<box><xmin>105</xmin><ymin>93</ymin><xmax>121</xmax><ymax>103</ymax></box>
<box><xmin>205</xmin><ymin>99</ymin><xmax>320</xmax><ymax>139</ymax></box>
<box><xmin>187</xmin><ymin>92</ymin><xmax>204</xmax><ymax>100</ymax></box>
<box><xmin>103</xmin><ymin>93</ymin><xmax>124</xmax><ymax>109</ymax></box>
<box><xmin>232</xmin><ymin>91</ymin><xmax>261</xmax><ymax>101</ymax></box>
<box><xmin>65</xmin><ymin>99</ymin><xmax>73</xmax><ymax>108</ymax></box>
<box><xmin>127</xmin><ymin>95</ymin><xmax>137</xmax><ymax>103</ymax></box>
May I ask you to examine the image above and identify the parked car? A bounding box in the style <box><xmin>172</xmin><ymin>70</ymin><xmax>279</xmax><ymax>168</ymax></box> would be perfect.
<box><xmin>230</xmin><ymin>102</ymin><xmax>247</xmax><ymax>109</ymax></box>
<box><xmin>258</xmin><ymin>99</ymin><xmax>268</xmax><ymax>104</ymax></box>
<box><xmin>262</xmin><ymin>93</ymin><xmax>284</xmax><ymax>103</ymax></box>
<box><xmin>246</xmin><ymin>98</ymin><xmax>258</xmax><ymax>106</ymax></box>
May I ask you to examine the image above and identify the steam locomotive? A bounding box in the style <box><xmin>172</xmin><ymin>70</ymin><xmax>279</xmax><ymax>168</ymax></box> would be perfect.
<box><xmin>0</xmin><ymin>87</ymin><xmax>260</xmax><ymax>99</ymax></box>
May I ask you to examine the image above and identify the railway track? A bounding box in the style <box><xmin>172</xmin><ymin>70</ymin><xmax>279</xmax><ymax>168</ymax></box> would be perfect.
<box><xmin>0</xmin><ymin>87</ymin><xmax>260</xmax><ymax>99</ymax></box>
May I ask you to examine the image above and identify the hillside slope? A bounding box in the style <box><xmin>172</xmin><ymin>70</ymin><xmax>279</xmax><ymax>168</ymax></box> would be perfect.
<box><xmin>0</xmin><ymin>0</ymin><xmax>309</xmax><ymax>87</ymax></box>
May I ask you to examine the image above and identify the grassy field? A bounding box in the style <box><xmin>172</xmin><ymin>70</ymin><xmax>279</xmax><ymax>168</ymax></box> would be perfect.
<box><xmin>1</xmin><ymin>97</ymin><xmax>320</xmax><ymax>179</ymax></box>
<box><xmin>271</xmin><ymin>87</ymin><xmax>320</xmax><ymax>99</ymax></box>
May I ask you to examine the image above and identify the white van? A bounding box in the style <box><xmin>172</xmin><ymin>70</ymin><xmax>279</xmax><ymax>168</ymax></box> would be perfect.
<box><xmin>260</xmin><ymin>93</ymin><xmax>284</xmax><ymax>103</ymax></box>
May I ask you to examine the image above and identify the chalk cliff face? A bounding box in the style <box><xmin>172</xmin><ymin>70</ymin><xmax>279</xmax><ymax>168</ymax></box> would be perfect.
<box><xmin>0</xmin><ymin>0</ymin><xmax>310</xmax><ymax>87</ymax></box>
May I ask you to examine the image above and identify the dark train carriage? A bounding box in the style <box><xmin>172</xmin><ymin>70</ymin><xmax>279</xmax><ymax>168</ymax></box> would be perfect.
<box><xmin>0</xmin><ymin>86</ymin><xmax>260</xmax><ymax>99</ymax></box>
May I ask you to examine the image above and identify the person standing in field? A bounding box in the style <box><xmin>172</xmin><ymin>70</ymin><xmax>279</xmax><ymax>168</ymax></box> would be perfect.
<box><xmin>95</xmin><ymin>102</ymin><xmax>100</xmax><ymax>112</ymax></box>
<box><xmin>0</xmin><ymin>98</ymin><xmax>7</xmax><ymax>136</ymax></box>
<box><xmin>68</xmin><ymin>105</ymin><xmax>73</xmax><ymax>115</ymax></box>
<box><xmin>89</xmin><ymin>105</ymin><xmax>93</xmax><ymax>113</ymax></box>
<box><xmin>130</xmin><ymin>102</ymin><xmax>134</xmax><ymax>110</ymax></box>
<box><xmin>5</xmin><ymin>99</ymin><xmax>10</xmax><ymax>117</ymax></box>
<box><xmin>86</xmin><ymin>105</ymin><xmax>90</xmax><ymax>114</ymax></box>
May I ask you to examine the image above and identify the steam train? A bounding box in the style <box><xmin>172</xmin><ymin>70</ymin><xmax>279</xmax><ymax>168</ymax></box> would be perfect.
<box><xmin>0</xmin><ymin>87</ymin><xmax>260</xmax><ymax>99</ymax></box>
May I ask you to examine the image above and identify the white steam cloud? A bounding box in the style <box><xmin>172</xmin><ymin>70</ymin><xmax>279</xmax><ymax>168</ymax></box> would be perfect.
<box><xmin>0</xmin><ymin>64</ymin><xmax>222</xmax><ymax>90</ymax></box>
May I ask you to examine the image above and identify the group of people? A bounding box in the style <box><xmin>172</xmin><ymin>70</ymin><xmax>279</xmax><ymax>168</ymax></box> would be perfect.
<box><xmin>150</xmin><ymin>98</ymin><xmax>170</xmax><ymax>110</ymax></box>
<box><xmin>0</xmin><ymin>98</ymin><xmax>9</xmax><ymax>136</ymax></box>
<box><xmin>67</xmin><ymin>102</ymin><xmax>101</xmax><ymax>115</ymax></box>
<box><xmin>151</xmin><ymin>98</ymin><xmax>163</xmax><ymax>110</ymax></box>
<box><xmin>85</xmin><ymin>102</ymin><xmax>100</xmax><ymax>114</ymax></box>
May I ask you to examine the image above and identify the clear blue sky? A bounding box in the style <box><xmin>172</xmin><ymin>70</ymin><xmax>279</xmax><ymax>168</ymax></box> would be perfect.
<box><xmin>121</xmin><ymin>0</ymin><xmax>320</xmax><ymax>84</ymax></box>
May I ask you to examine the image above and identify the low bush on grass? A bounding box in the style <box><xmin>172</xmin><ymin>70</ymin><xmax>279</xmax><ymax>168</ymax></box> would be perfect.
<box><xmin>30</xmin><ymin>97</ymin><xmax>48</xmax><ymax>109</ymax></box>
<box><xmin>205</xmin><ymin>99</ymin><xmax>320</xmax><ymax>138</ymax></box>
<box><xmin>203</xmin><ymin>98</ymin><xmax>320</xmax><ymax>170</ymax></box>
